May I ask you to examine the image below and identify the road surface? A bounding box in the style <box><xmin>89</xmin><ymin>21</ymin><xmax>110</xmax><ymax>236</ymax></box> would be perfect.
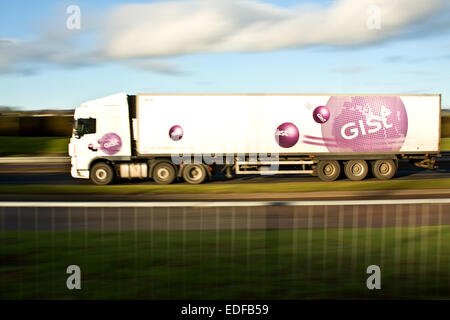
<box><xmin>1</xmin><ymin>199</ymin><xmax>449</xmax><ymax>230</ymax></box>
<box><xmin>1</xmin><ymin>159</ymin><xmax>450</xmax><ymax>185</ymax></box>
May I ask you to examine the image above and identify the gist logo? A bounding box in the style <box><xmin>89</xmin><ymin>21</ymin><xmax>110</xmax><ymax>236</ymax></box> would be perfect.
<box><xmin>321</xmin><ymin>96</ymin><xmax>408</xmax><ymax>152</ymax></box>
<box><xmin>98</xmin><ymin>132</ymin><xmax>122</xmax><ymax>155</ymax></box>
<box><xmin>340</xmin><ymin>105</ymin><xmax>393</xmax><ymax>140</ymax></box>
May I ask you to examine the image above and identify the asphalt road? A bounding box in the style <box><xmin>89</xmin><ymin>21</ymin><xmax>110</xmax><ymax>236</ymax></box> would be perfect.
<box><xmin>1</xmin><ymin>160</ymin><xmax>450</xmax><ymax>185</ymax></box>
<box><xmin>1</xmin><ymin>200</ymin><xmax>449</xmax><ymax>230</ymax></box>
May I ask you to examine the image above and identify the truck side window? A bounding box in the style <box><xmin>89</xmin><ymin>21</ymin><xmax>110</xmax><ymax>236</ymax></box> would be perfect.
<box><xmin>74</xmin><ymin>118</ymin><xmax>96</xmax><ymax>137</ymax></box>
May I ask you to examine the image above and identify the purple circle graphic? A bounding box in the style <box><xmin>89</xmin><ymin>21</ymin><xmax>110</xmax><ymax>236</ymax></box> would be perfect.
<box><xmin>98</xmin><ymin>133</ymin><xmax>122</xmax><ymax>155</ymax></box>
<box><xmin>275</xmin><ymin>122</ymin><xmax>299</xmax><ymax>148</ymax></box>
<box><xmin>321</xmin><ymin>96</ymin><xmax>408</xmax><ymax>152</ymax></box>
<box><xmin>169</xmin><ymin>125</ymin><xmax>183</xmax><ymax>141</ymax></box>
<box><xmin>313</xmin><ymin>106</ymin><xmax>330</xmax><ymax>124</ymax></box>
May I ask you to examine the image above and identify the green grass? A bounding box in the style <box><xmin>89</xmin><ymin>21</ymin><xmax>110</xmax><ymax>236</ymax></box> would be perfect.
<box><xmin>1</xmin><ymin>226</ymin><xmax>450</xmax><ymax>299</ymax></box>
<box><xmin>441</xmin><ymin>138</ymin><xmax>450</xmax><ymax>151</ymax></box>
<box><xmin>0</xmin><ymin>136</ymin><xmax>69</xmax><ymax>156</ymax></box>
<box><xmin>2</xmin><ymin>178</ymin><xmax>450</xmax><ymax>195</ymax></box>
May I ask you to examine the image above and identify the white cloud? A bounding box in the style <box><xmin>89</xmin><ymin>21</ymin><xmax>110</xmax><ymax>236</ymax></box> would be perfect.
<box><xmin>126</xmin><ymin>59</ymin><xmax>185</xmax><ymax>74</ymax></box>
<box><xmin>0</xmin><ymin>0</ymin><xmax>449</xmax><ymax>75</ymax></box>
<box><xmin>102</xmin><ymin>0</ymin><xmax>447</xmax><ymax>58</ymax></box>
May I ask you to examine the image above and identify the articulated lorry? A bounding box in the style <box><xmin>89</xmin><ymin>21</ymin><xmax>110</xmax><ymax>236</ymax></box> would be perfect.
<box><xmin>68</xmin><ymin>93</ymin><xmax>441</xmax><ymax>185</ymax></box>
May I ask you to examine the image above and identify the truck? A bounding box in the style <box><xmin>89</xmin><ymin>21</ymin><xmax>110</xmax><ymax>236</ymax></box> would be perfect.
<box><xmin>68</xmin><ymin>93</ymin><xmax>441</xmax><ymax>185</ymax></box>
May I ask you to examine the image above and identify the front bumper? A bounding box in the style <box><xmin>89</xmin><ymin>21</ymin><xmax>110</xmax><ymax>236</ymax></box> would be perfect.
<box><xmin>70</xmin><ymin>156</ymin><xmax>89</xmax><ymax>179</ymax></box>
<box><xmin>71</xmin><ymin>166</ymin><xmax>89</xmax><ymax>179</ymax></box>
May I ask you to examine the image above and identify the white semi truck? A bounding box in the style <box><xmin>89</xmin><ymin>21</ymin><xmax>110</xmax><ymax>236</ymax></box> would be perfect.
<box><xmin>68</xmin><ymin>93</ymin><xmax>441</xmax><ymax>185</ymax></box>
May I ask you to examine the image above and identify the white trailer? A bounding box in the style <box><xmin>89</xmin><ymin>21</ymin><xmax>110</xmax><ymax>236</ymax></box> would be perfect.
<box><xmin>68</xmin><ymin>93</ymin><xmax>441</xmax><ymax>185</ymax></box>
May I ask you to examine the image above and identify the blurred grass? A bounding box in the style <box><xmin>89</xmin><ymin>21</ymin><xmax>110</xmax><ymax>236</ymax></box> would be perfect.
<box><xmin>0</xmin><ymin>137</ymin><xmax>69</xmax><ymax>156</ymax></box>
<box><xmin>441</xmin><ymin>137</ymin><xmax>450</xmax><ymax>151</ymax></box>
<box><xmin>2</xmin><ymin>178</ymin><xmax>450</xmax><ymax>195</ymax></box>
<box><xmin>1</xmin><ymin>226</ymin><xmax>450</xmax><ymax>299</ymax></box>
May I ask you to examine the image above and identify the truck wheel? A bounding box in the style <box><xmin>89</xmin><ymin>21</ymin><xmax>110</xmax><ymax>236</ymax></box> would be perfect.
<box><xmin>183</xmin><ymin>164</ymin><xmax>207</xmax><ymax>184</ymax></box>
<box><xmin>317</xmin><ymin>160</ymin><xmax>341</xmax><ymax>181</ymax></box>
<box><xmin>153</xmin><ymin>162</ymin><xmax>176</xmax><ymax>185</ymax></box>
<box><xmin>91</xmin><ymin>162</ymin><xmax>114</xmax><ymax>185</ymax></box>
<box><xmin>344</xmin><ymin>160</ymin><xmax>368</xmax><ymax>181</ymax></box>
<box><xmin>372</xmin><ymin>159</ymin><xmax>396</xmax><ymax>180</ymax></box>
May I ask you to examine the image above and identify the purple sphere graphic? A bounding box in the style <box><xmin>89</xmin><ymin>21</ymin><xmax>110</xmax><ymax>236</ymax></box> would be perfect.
<box><xmin>321</xmin><ymin>96</ymin><xmax>408</xmax><ymax>152</ymax></box>
<box><xmin>98</xmin><ymin>133</ymin><xmax>122</xmax><ymax>155</ymax></box>
<box><xmin>275</xmin><ymin>122</ymin><xmax>299</xmax><ymax>148</ymax></box>
<box><xmin>313</xmin><ymin>106</ymin><xmax>330</xmax><ymax>124</ymax></box>
<box><xmin>169</xmin><ymin>125</ymin><xmax>183</xmax><ymax>141</ymax></box>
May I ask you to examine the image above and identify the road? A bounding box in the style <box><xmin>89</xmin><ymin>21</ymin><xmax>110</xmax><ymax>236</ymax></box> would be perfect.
<box><xmin>1</xmin><ymin>199</ymin><xmax>449</xmax><ymax>230</ymax></box>
<box><xmin>1</xmin><ymin>159</ymin><xmax>450</xmax><ymax>185</ymax></box>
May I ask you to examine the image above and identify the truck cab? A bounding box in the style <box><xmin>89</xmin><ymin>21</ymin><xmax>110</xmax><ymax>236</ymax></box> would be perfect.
<box><xmin>68</xmin><ymin>93</ymin><xmax>132</xmax><ymax>183</ymax></box>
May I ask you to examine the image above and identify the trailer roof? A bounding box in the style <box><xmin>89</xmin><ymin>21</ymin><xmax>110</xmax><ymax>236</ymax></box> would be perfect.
<box><xmin>137</xmin><ymin>93</ymin><xmax>441</xmax><ymax>97</ymax></box>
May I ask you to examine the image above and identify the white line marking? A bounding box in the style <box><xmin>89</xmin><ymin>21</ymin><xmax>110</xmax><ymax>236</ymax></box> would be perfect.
<box><xmin>1</xmin><ymin>198</ymin><xmax>450</xmax><ymax>208</ymax></box>
<box><xmin>0</xmin><ymin>157</ymin><xmax>70</xmax><ymax>164</ymax></box>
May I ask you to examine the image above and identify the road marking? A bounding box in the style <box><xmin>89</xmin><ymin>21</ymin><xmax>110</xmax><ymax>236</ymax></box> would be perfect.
<box><xmin>0</xmin><ymin>157</ymin><xmax>70</xmax><ymax>164</ymax></box>
<box><xmin>1</xmin><ymin>198</ymin><xmax>450</xmax><ymax>207</ymax></box>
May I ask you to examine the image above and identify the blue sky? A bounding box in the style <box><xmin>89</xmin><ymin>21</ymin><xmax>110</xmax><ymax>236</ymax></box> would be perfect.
<box><xmin>0</xmin><ymin>0</ymin><xmax>449</xmax><ymax>110</ymax></box>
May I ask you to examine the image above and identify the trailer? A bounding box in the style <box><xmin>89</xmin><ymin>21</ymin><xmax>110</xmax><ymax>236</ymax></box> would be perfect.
<box><xmin>68</xmin><ymin>93</ymin><xmax>441</xmax><ymax>185</ymax></box>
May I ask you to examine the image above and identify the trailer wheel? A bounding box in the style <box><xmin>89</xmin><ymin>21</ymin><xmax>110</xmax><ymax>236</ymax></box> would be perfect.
<box><xmin>153</xmin><ymin>162</ymin><xmax>176</xmax><ymax>185</ymax></box>
<box><xmin>317</xmin><ymin>160</ymin><xmax>341</xmax><ymax>181</ymax></box>
<box><xmin>344</xmin><ymin>160</ymin><xmax>368</xmax><ymax>181</ymax></box>
<box><xmin>372</xmin><ymin>159</ymin><xmax>397</xmax><ymax>180</ymax></box>
<box><xmin>91</xmin><ymin>162</ymin><xmax>114</xmax><ymax>185</ymax></box>
<box><xmin>183</xmin><ymin>164</ymin><xmax>207</xmax><ymax>184</ymax></box>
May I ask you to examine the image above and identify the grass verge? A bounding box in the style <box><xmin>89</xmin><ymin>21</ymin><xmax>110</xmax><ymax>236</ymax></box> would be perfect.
<box><xmin>441</xmin><ymin>137</ymin><xmax>450</xmax><ymax>151</ymax></box>
<box><xmin>1</xmin><ymin>226</ymin><xmax>449</xmax><ymax>299</ymax></box>
<box><xmin>0</xmin><ymin>136</ymin><xmax>69</xmax><ymax>156</ymax></box>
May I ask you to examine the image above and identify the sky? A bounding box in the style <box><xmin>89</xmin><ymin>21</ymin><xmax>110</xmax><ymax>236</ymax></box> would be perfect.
<box><xmin>0</xmin><ymin>0</ymin><xmax>449</xmax><ymax>110</ymax></box>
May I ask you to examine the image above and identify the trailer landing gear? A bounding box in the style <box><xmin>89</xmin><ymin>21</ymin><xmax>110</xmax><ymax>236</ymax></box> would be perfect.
<box><xmin>414</xmin><ymin>157</ymin><xmax>438</xmax><ymax>170</ymax></box>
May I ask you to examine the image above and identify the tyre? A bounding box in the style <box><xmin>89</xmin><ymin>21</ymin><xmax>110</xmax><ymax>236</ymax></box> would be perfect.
<box><xmin>344</xmin><ymin>160</ymin><xmax>369</xmax><ymax>181</ymax></box>
<box><xmin>90</xmin><ymin>162</ymin><xmax>114</xmax><ymax>185</ymax></box>
<box><xmin>371</xmin><ymin>159</ymin><xmax>397</xmax><ymax>180</ymax></box>
<box><xmin>317</xmin><ymin>160</ymin><xmax>341</xmax><ymax>181</ymax></box>
<box><xmin>183</xmin><ymin>163</ymin><xmax>207</xmax><ymax>184</ymax></box>
<box><xmin>152</xmin><ymin>162</ymin><xmax>176</xmax><ymax>185</ymax></box>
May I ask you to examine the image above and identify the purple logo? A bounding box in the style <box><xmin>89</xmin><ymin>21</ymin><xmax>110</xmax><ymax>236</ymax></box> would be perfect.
<box><xmin>321</xmin><ymin>96</ymin><xmax>408</xmax><ymax>152</ymax></box>
<box><xmin>169</xmin><ymin>125</ymin><xmax>183</xmax><ymax>141</ymax></box>
<box><xmin>313</xmin><ymin>106</ymin><xmax>330</xmax><ymax>124</ymax></box>
<box><xmin>275</xmin><ymin>122</ymin><xmax>299</xmax><ymax>148</ymax></box>
<box><xmin>98</xmin><ymin>133</ymin><xmax>122</xmax><ymax>155</ymax></box>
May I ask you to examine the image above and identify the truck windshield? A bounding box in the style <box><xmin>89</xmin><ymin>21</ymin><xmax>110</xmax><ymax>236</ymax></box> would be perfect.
<box><xmin>74</xmin><ymin>118</ymin><xmax>96</xmax><ymax>137</ymax></box>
